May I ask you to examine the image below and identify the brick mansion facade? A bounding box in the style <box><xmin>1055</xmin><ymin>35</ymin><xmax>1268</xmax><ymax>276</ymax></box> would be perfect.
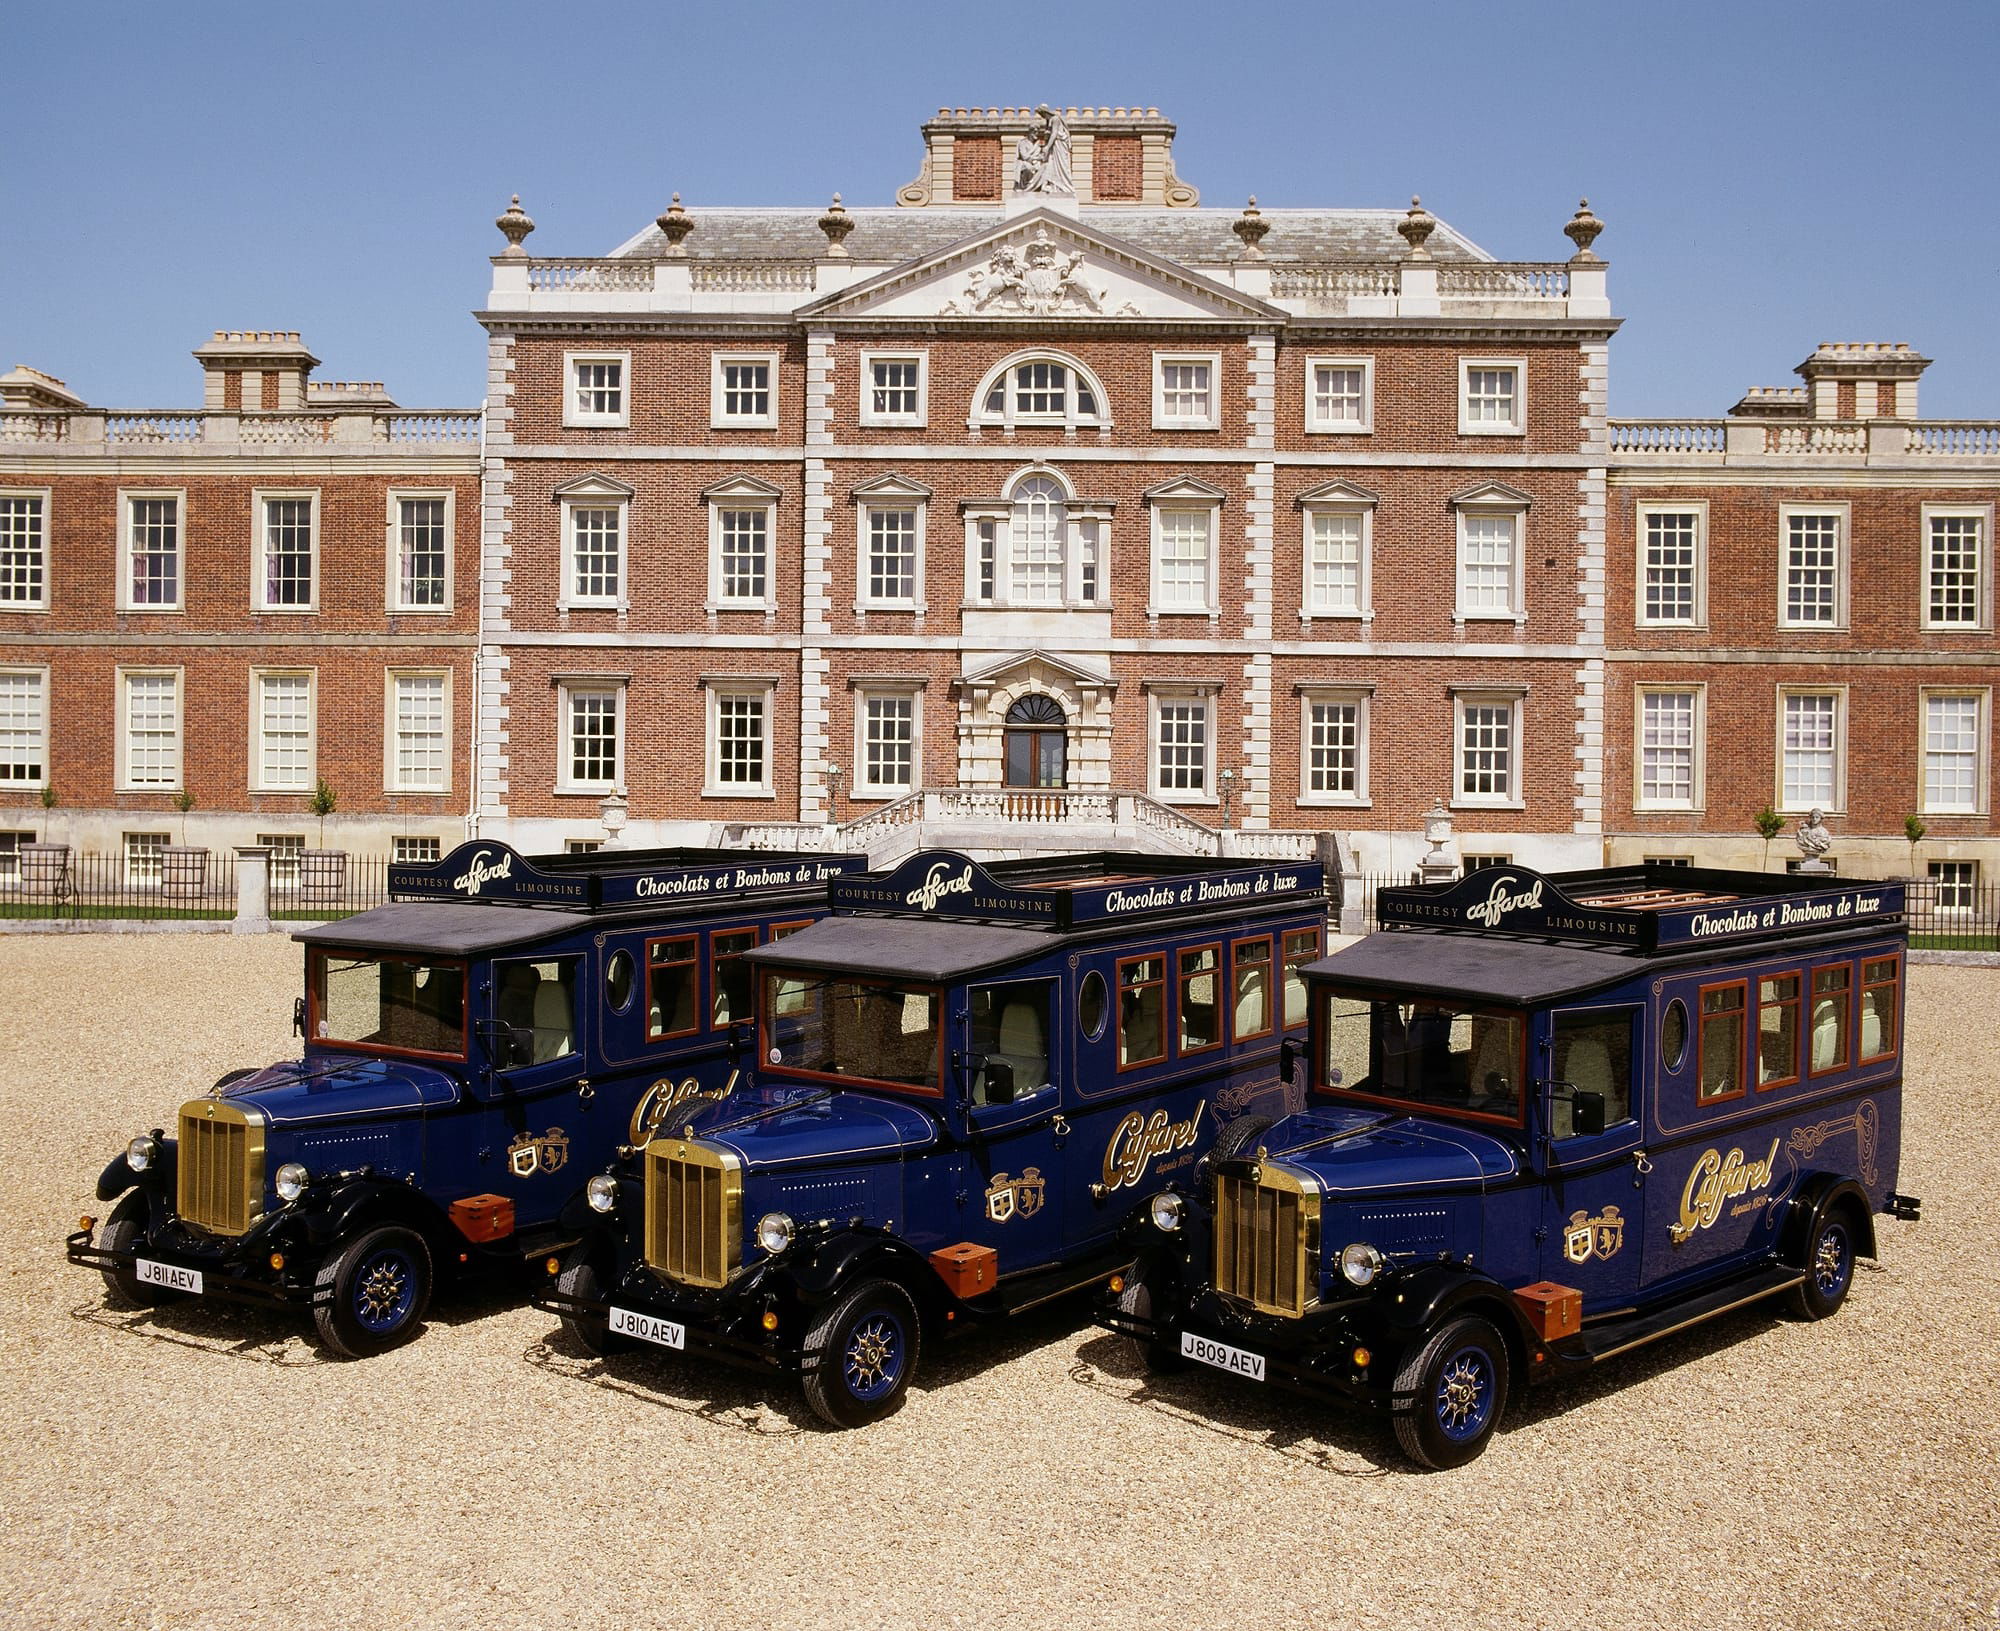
<box><xmin>2</xmin><ymin>106</ymin><xmax>1993</xmax><ymax>892</ymax></box>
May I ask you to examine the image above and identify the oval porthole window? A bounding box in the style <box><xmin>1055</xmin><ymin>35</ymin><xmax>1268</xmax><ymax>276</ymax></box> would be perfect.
<box><xmin>1078</xmin><ymin>970</ymin><xmax>1108</xmax><ymax>1041</ymax></box>
<box><xmin>1661</xmin><ymin>998</ymin><xmax>1689</xmax><ymax>1072</ymax></box>
<box><xmin>605</xmin><ymin>949</ymin><xmax>635</xmax><ymax>1014</ymax></box>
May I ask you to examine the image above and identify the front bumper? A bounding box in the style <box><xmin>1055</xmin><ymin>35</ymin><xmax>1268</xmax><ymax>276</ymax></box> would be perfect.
<box><xmin>67</xmin><ymin>1225</ymin><xmax>319</xmax><ymax>1313</ymax></box>
<box><xmin>534</xmin><ymin>1271</ymin><xmax>821</xmax><ymax>1378</ymax></box>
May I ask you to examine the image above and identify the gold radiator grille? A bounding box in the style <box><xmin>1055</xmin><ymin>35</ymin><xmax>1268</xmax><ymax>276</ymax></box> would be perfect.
<box><xmin>176</xmin><ymin>1099</ymin><xmax>266</xmax><ymax>1236</ymax></box>
<box><xmin>1213</xmin><ymin>1162</ymin><xmax>1320</xmax><ymax>1318</ymax></box>
<box><xmin>643</xmin><ymin>1138</ymin><xmax>742</xmax><ymax>1288</ymax></box>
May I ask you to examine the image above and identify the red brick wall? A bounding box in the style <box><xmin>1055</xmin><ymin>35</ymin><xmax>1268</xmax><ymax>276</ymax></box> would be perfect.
<box><xmin>1092</xmin><ymin>135</ymin><xmax>1142</xmax><ymax>200</ymax></box>
<box><xmin>507</xmin><ymin>335</ymin><xmax>807</xmax><ymax>447</ymax></box>
<box><xmin>1273</xmin><ymin>339</ymin><xmax>1585</xmax><ymax>454</ymax></box>
<box><xmin>954</xmin><ymin>137</ymin><xmax>1001</xmax><ymax>201</ymax></box>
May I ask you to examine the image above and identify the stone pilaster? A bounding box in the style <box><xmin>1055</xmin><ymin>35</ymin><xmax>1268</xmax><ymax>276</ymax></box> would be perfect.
<box><xmin>1240</xmin><ymin>333</ymin><xmax>1276</xmax><ymax>826</ymax></box>
<box><xmin>799</xmin><ymin>330</ymin><xmax>836</xmax><ymax>820</ymax></box>
<box><xmin>477</xmin><ymin>332</ymin><xmax>516</xmax><ymax>823</ymax></box>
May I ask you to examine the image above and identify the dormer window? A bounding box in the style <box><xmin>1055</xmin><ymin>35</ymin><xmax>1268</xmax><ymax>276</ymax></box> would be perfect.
<box><xmin>971</xmin><ymin>352</ymin><xmax>1110</xmax><ymax>431</ymax></box>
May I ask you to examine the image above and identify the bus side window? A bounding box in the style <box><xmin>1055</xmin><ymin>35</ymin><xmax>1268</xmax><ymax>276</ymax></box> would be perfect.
<box><xmin>1551</xmin><ymin>1011</ymin><xmax>1633</xmax><ymax>1138</ymax></box>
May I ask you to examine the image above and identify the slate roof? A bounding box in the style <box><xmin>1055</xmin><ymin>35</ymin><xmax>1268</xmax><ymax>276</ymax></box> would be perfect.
<box><xmin>609</xmin><ymin>208</ymin><xmax>1494</xmax><ymax>266</ymax></box>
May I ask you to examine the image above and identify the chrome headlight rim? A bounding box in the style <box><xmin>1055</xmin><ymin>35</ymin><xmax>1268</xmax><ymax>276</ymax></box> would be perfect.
<box><xmin>755</xmin><ymin>1211</ymin><xmax>796</xmax><ymax>1256</ymax></box>
<box><xmin>1339</xmin><ymin>1240</ymin><xmax>1385</xmax><ymax>1287</ymax></box>
<box><xmin>272</xmin><ymin>1162</ymin><xmax>311</xmax><ymax>1204</ymax></box>
<box><xmin>585</xmin><ymin>1174</ymin><xmax>620</xmax><ymax>1214</ymax></box>
<box><xmin>126</xmin><ymin>1134</ymin><xmax>160</xmax><ymax>1173</ymax></box>
<box><xmin>1148</xmin><ymin>1191</ymin><xmax>1185</xmax><ymax>1233</ymax></box>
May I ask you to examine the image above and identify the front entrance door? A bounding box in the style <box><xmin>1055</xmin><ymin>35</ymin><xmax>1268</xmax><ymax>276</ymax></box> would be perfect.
<box><xmin>1541</xmin><ymin>1005</ymin><xmax>1648</xmax><ymax>1312</ymax></box>
<box><xmin>1003</xmin><ymin>694</ymin><xmax>1067</xmax><ymax>788</ymax></box>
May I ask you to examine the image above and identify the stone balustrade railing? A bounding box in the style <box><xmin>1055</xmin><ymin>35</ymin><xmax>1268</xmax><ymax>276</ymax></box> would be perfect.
<box><xmin>1435</xmin><ymin>263</ymin><xmax>1570</xmax><ymax>299</ymax></box>
<box><xmin>525</xmin><ymin>258</ymin><xmax>655</xmax><ymax>292</ymax></box>
<box><xmin>688</xmin><ymin>261</ymin><xmax>819</xmax><ymax>292</ymax></box>
<box><xmin>1608</xmin><ymin>418</ymin><xmax>2000</xmax><ymax>464</ymax></box>
<box><xmin>0</xmin><ymin>409</ymin><xmax>480</xmax><ymax>450</ymax></box>
<box><xmin>1268</xmin><ymin>263</ymin><xmax>1400</xmax><ymax>300</ymax></box>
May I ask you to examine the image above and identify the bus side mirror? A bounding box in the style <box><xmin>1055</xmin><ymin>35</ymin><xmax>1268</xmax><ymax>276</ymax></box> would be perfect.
<box><xmin>292</xmin><ymin>996</ymin><xmax>306</xmax><ymax>1038</ymax></box>
<box><xmin>984</xmin><ymin>1059</ymin><xmax>1016</xmax><ymax>1105</ymax></box>
<box><xmin>726</xmin><ymin>1020</ymin><xmax>751</xmax><ymax>1065</ymax></box>
<box><xmin>1279</xmin><ymin>1036</ymin><xmax>1303</xmax><ymax>1088</ymax></box>
<box><xmin>1573</xmin><ymin>1090</ymin><xmax>1606</xmax><ymax>1139</ymax></box>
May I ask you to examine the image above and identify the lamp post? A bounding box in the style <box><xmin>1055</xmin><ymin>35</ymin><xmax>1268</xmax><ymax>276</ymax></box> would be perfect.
<box><xmin>1219</xmin><ymin>767</ymin><xmax>1237</xmax><ymax>829</ymax></box>
<box><xmin>824</xmin><ymin>763</ymin><xmax>844</xmax><ymax>825</ymax></box>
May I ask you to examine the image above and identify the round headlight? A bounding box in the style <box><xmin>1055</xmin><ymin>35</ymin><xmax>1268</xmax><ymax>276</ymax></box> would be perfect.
<box><xmin>585</xmin><ymin>1175</ymin><xmax>619</xmax><ymax>1214</ymax></box>
<box><xmin>756</xmin><ymin>1211</ymin><xmax>796</xmax><ymax>1255</ymax></box>
<box><xmin>1339</xmin><ymin>1241</ymin><xmax>1385</xmax><ymax>1287</ymax></box>
<box><xmin>126</xmin><ymin>1135</ymin><xmax>160</xmax><ymax>1172</ymax></box>
<box><xmin>1149</xmin><ymin>1192</ymin><xmax>1185</xmax><ymax>1232</ymax></box>
<box><xmin>273</xmin><ymin>1162</ymin><xmax>310</xmax><ymax>1203</ymax></box>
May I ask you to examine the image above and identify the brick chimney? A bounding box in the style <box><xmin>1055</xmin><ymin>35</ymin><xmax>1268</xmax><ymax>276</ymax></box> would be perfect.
<box><xmin>192</xmin><ymin>331</ymin><xmax>320</xmax><ymax>413</ymax></box>
<box><xmin>1795</xmin><ymin>341</ymin><xmax>1930</xmax><ymax>420</ymax></box>
<box><xmin>897</xmin><ymin>105</ymin><xmax>1198</xmax><ymax>207</ymax></box>
<box><xmin>0</xmin><ymin>365</ymin><xmax>86</xmax><ymax>411</ymax></box>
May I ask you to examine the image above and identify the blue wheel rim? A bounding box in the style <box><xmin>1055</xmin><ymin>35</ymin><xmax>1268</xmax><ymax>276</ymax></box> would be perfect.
<box><xmin>353</xmin><ymin>1246</ymin><xmax>418</xmax><ymax>1334</ymax></box>
<box><xmin>1433</xmin><ymin>1341</ymin><xmax>1496</xmax><ymax>1442</ymax></box>
<box><xmin>1812</xmin><ymin>1221</ymin><xmax>1852</xmax><ymax>1300</ymax></box>
<box><xmin>842</xmin><ymin>1307</ymin><xmax>906</xmax><ymax>1403</ymax></box>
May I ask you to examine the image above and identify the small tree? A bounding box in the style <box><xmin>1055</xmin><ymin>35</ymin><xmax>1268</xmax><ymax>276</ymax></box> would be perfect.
<box><xmin>1904</xmin><ymin>814</ymin><xmax>1927</xmax><ymax>878</ymax></box>
<box><xmin>309</xmin><ymin>777</ymin><xmax>338</xmax><ymax>848</ymax></box>
<box><xmin>173</xmin><ymin>788</ymin><xmax>196</xmax><ymax>845</ymax></box>
<box><xmin>1754</xmin><ymin>805</ymin><xmax>1785</xmax><ymax>870</ymax></box>
<box><xmin>38</xmin><ymin>783</ymin><xmax>56</xmax><ymax>841</ymax></box>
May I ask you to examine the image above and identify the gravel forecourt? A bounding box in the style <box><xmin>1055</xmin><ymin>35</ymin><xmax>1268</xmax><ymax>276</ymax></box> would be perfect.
<box><xmin>2</xmin><ymin>934</ymin><xmax>1995</xmax><ymax>1630</ymax></box>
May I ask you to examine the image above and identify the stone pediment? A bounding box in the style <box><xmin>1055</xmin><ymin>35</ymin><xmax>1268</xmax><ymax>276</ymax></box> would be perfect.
<box><xmin>551</xmin><ymin>471</ymin><xmax>637</xmax><ymax>500</ymax></box>
<box><xmin>1296</xmin><ymin>477</ymin><xmax>1380</xmax><ymax>508</ymax></box>
<box><xmin>800</xmin><ymin>209</ymin><xmax>1281</xmax><ymax>324</ymax></box>
<box><xmin>955</xmin><ymin>648</ymin><xmax>1116</xmax><ymax>692</ymax></box>
<box><xmin>1448</xmin><ymin>480</ymin><xmax>1534</xmax><ymax>509</ymax></box>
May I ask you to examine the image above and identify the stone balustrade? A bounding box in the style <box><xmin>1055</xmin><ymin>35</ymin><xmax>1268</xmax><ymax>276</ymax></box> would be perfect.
<box><xmin>1905</xmin><ymin>422</ymin><xmax>2000</xmax><ymax>456</ymax></box>
<box><xmin>1435</xmin><ymin>263</ymin><xmax>1571</xmax><ymax>299</ymax></box>
<box><xmin>0</xmin><ymin>408</ymin><xmax>480</xmax><ymax>451</ymax></box>
<box><xmin>1607</xmin><ymin>420</ymin><xmax>1728</xmax><ymax>455</ymax></box>
<box><xmin>525</xmin><ymin>258</ymin><xmax>655</xmax><ymax>292</ymax></box>
<box><xmin>688</xmin><ymin>261</ymin><xmax>819</xmax><ymax>292</ymax></box>
<box><xmin>1608</xmin><ymin>417</ymin><xmax>2000</xmax><ymax>465</ymax></box>
<box><xmin>1267</xmin><ymin>263</ymin><xmax>1400</xmax><ymax>300</ymax></box>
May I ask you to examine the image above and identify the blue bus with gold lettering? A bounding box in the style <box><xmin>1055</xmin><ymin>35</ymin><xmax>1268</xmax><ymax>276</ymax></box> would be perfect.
<box><xmin>1103</xmin><ymin>863</ymin><xmax>1920</xmax><ymax>1468</ymax></box>
<box><xmin>67</xmin><ymin>841</ymin><xmax>861</xmax><ymax>1358</ymax></box>
<box><xmin>536</xmin><ymin>848</ymin><xmax>1327</xmax><ymax>1426</ymax></box>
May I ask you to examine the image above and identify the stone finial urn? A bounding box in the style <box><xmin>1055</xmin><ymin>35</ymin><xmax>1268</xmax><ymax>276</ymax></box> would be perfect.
<box><xmin>1419</xmin><ymin>796</ymin><xmax>1461</xmax><ymax>884</ymax></box>
<box><xmin>1564</xmin><ymin>197</ymin><xmax>1604</xmax><ymax>262</ymax></box>
<box><xmin>1397</xmin><ymin>195</ymin><xmax>1437</xmax><ymax>260</ymax></box>
<box><xmin>1232</xmin><ymin>197</ymin><xmax>1270</xmax><ymax>259</ymax></box>
<box><xmin>818</xmin><ymin>194</ymin><xmax>854</xmax><ymax>257</ymax></box>
<box><xmin>655</xmin><ymin>194</ymin><xmax>695</xmax><ymax>257</ymax></box>
<box><xmin>495</xmin><ymin>195</ymin><xmax>535</xmax><ymax>258</ymax></box>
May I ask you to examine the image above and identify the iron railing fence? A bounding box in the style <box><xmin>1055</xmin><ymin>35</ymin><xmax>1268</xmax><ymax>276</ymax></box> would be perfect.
<box><xmin>0</xmin><ymin>849</ymin><xmax>239</xmax><ymax>922</ymax></box>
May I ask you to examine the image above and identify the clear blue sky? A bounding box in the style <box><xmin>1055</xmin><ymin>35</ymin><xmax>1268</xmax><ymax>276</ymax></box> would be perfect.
<box><xmin>6</xmin><ymin>0</ymin><xmax>1996</xmax><ymax>417</ymax></box>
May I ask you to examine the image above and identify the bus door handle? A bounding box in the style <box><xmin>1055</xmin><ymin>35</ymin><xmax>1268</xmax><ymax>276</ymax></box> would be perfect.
<box><xmin>1632</xmin><ymin>1148</ymin><xmax>1653</xmax><ymax>1187</ymax></box>
<box><xmin>1050</xmin><ymin>1114</ymin><xmax>1071</xmax><ymax>1146</ymax></box>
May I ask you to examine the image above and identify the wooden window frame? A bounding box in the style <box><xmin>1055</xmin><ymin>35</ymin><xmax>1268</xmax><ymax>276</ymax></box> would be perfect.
<box><xmin>755</xmin><ymin>971</ymin><xmax>946</xmax><ymax>1099</ymax></box>
<box><xmin>306</xmin><ymin>948</ymin><xmax>469</xmax><ymax>1064</ymax></box>
<box><xmin>1282</xmin><ymin>927</ymin><xmax>1321</xmax><ymax>1031</ymax></box>
<box><xmin>1175</xmin><ymin>941</ymin><xmax>1224</xmax><ymax>1058</ymax></box>
<box><xmin>708</xmin><ymin>925</ymin><xmax>762</xmax><ymax>1033</ymax></box>
<box><xmin>1230</xmin><ymin>935</ymin><xmax>1275</xmax><ymax>1043</ymax></box>
<box><xmin>1754</xmin><ymin>967</ymin><xmax>1803</xmax><ymax>1092</ymax></box>
<box><xmin>1860</xmin><ymin>954</ymin><xmax>1901</xmax><ymax>1063</ymax></box>
<box><xmin>1695</xmin><ymin>978</ymin><xmax>1749</xmax><ymax>1105</ymax></box>
<box><xmin>769</xmin><ymin>917</ymin><xmax>815</xmax><ymax>941</ymax></box>
<box><xmin>1116</xmin><ymin>952</ymin><xmax>1169</xmax><ymax>1072</ymax></box>
<box><xmin>1809</xmin><ymin>963</ymin><xmax>1852</xmax><ymax>1078</ymax></box>
<box><xmin>644</xmin><ymin>934</ymin><xmax>702</xmax><ymax>1043</ymax></box>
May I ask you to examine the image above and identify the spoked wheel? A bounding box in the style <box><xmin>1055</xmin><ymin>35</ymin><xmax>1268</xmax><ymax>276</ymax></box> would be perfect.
<box><xmin>801</xmin><ymin>1277</ymin><xmax>922</xmax><ymax>1429</ymax></box>
<box><xmin>1392</xmin><ymin>1314</ymin><xmax>1511</xmax><ymax>1470</ymax></box>
<box><xmin>553</xmin><ymin>1247</ymin><xmax>630</xmax><ymax>1359</ymax></box>
<box><xmin>1788</xmin><ymin>1210</ymin><xmax>1856</xmax><ymax>1321</ymax></box>
<box><xmin>313</xmin><ymin>1225</ymin><xmax>433</xmax><ymax>1359</ymax></box>
<box><xmin>97</xmin><ymin>1193</ymin><xmax>179</xmax><ymax>1310</ymax></box>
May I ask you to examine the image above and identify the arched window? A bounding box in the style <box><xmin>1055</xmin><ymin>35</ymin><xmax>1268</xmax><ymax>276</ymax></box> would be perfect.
<box><xmin>1004</xmin><ymin>693</ymin><xmax>1068</xmax><ymax>789</ymax></box>
<box><xmin>970</xmin><ymin>352</ymin><xmax>1109</xmax><ymax>431</ymax></box>
<box><xmin>1009</xmin><ymin>475</ymin><xmax>1067</xmax><ymax>605</ymax></box>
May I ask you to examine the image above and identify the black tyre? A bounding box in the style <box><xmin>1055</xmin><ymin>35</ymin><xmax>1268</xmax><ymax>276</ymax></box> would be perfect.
<box><xmin>553</xmin><ymin>1246</ymin><xmax>629</xmax><ymax>1359</ymax></box>
<box><xmin>97</xmin><ymin>1192</ymin><xmax>177</xmax><ymax>1310</ymax></box>
<box><xmin>1391</xmin><ymin>1314</ymin><xmax>1511</xmax><ymax>1470</ymax></box>
<box><xmin>1213</xmin><ymin>1114</ymin><xmax>1274</xmax><ymax>1164</ymax></box>
<box><xmin>800</xmin><ymin>1277</ymin><xmax>922</xmax><ymax>1429</ymax></box>
<box><xmin>1113</xmin><ymin>1275</ymin><xmax>1187</xmax><ymax>1375</ymax></box>
<box><xmin>312</xmin><ymin>1225</ymin><xmax>433</xmax><ymax>1359</ymax></box>
<box><xmin>1787</xmin><ymin>1207</ymin><xmax>1857</xmax><ymax>1321</ymax></box>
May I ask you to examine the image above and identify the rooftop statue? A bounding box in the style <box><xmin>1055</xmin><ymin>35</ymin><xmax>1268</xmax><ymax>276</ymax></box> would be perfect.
<box><xmin>1014</xmin><ymin>104</ymin><xmax>1074</xmax><ymax>197</ymax></box>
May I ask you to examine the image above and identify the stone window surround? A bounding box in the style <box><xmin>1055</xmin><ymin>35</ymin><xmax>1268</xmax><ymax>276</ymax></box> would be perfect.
<box><xmin>116</xmin><ymin>664</ymin><xmax>184</xmax><ymax>793</ymax></box>
<box><xmin>1143</xmin><ymin>679</ymin><xmax>1224</xmax><ymax>808</ymax></box>
<box><xmin>859</xmin><ymin>349</ymin><xmax>930</xmax><ymax>428</ymax></box>
<box><xmin>1912</xmin><ymin>503</ymin><xmax>1992</xmax><ymax>635</ymax></box>
<box><xmin>0</xmin><ymin>664</ymin><xmax>49</xmax><ymax>790</ymax></box>
<box><xmin>1458</xmin><ymin>356</ymin><xmax>1527</xmax><ymax>437</ymax></box>
<box><xmin>248</xmin><ymin>666</ymin><xmax>316</xmax><ymax>795</ymax></box>
<box><xmin>1451</xmin><ymin>483</ymin><xmax>1531</xmax><ymax>625</ymax></box>
<box><xmin>1774</xmin><ymin>683</ymin><xmax>1848</xmax><ymax>816</ymax></box>
<box><xmin>1297</xmin><ymin>479</ymin><xmax>1377</xmax><ymax>623</ymax></box>
<box><xmin>1144</xmin><ymin>476</ymin><xmax>1226</xmax><ymax>620</ymax></box>
<box><xmin>968</xmin><ymin>349</ymin><xmax>1113</xmax><ymax>432</ymax></box>
<box><xmin>554</xmin><ymin>473</ymin><xmax>634</xmax><ymax>613</ymax></box>
<box><xmin>252</xmin><ymin>488</ymin><xmax>321</xmax><ymax>615</ymax></box>
<box><xmin>387</xmin><ymin>488</ymin><xmax>456</xmax><ymax>616</ymax></box>
<box><xmin>1450</xmin><ymin>685</ymin><xmax>1528</xmax><ymax>812</ymax></box>
<box><xmin>850</xmin><ymin>676</ymin><xmax>927</xmax><ymax>799</ymax></box>
<box><xmin>700</xmin><ymin>672</ymin><xmax>779</xmax><ymax>799</ymax></box>
<box><xmin>564</xmin><ymin>350</ymin><xmax>630</xmax><ymax>429</ymax></box>
<box><xmin>0</xmin><ymin>487</ymin><xmax>50</xmax><ymax>612</ymax></box>
<box><xmin>1777</xmin><ymin>501</ymin><xmax>1851</xmax><ymax>632</ymax></box>
<box><xmin>117</xmin><ymin>488</ymin><xmax>186</xmax><ymax>614</ymax></box>
<box><xmin>1635</xmin><ymin>499</ymin><xmax>1710</xmax><ymax>630</ymax></box>
<box><xmin>1918</xmin><ymin>685</ymin><xmax>1990</xmax><ymax>817</ymax></box>
<box><xmin>386</xmin><ymin>668</ymin><xmax>453</xmax><ymax>796</ymax></box>
<box><xmin>553</xmin><ymin>671</ymin><xmax>628</xmax><ymax>796</ymax></box>
<box><xmin>1295</xmin><ymin>681</ymin><xmax>1373</xmax><ymax>808</ymax></box>
<box><xmin>1633</xmin><ymin>682</ymin><xmax>1707</xmax><ymax>814</ymax></box>
<box><xmin>960</xmin><ymin>466</ymin><xmax>1114</xmax><ymax>610</ymax></box>
<box><xmin>852</xmin><ymin>473</ymin><xmax>932</xmax><ymax>614</ymax></box>
<box><xmin>1304</xmin><ymin>355</ymin><xmax>1375</xmax><ymax>436</ymax></box>
<box><xmin>711</xmin><ymin>350</ymin><xmax>780</xmax><ymax>430</ymax></box>
<box><xmin>704</xmin><ymin>474</ymin><xmax>782</xmax><ymax>613</ymax></box>
<box><xmin>1151</xmin><ymin>350</ymin><xmax>1222</xmax><ymax>431</ymax></box>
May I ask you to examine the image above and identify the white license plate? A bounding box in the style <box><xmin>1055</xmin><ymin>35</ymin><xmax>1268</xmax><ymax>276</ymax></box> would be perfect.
<box><xmin>1181</xmin><ymin>1330</ymin><xmax>1266</xmax><ymax>1381</ymax></box>
<box><xmin>135</xmin><ymin>1259</ymin><xmax>204</xmax><ymax>1295</ymax></box>
<box><xmin>608</xmin><ymin>1305</ymin><xmax>685</xmax><ymax>1350</ymax></box>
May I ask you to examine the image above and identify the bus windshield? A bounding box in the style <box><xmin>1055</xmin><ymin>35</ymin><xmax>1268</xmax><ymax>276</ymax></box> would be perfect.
<box><xmin>311</xmin><ymin>951</ymin><xmax>468</xmax><ymax>1060</ymax></box>
<box><xmin>1320</xmin><ymin>990</ymin><xmax>1525</xmax><ymax>1124</ymax></box>
<box><xmin>761</xmin><ymin>972</ymin><xmax>943</xmax><ymax>1096</ymax></box>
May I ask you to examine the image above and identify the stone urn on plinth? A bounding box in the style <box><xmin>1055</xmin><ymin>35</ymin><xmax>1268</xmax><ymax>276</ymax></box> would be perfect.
<box><xmin>1419</xmin><ymin>798</ymin><xmax>1462</xmax><ymax>885</ymax></box>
